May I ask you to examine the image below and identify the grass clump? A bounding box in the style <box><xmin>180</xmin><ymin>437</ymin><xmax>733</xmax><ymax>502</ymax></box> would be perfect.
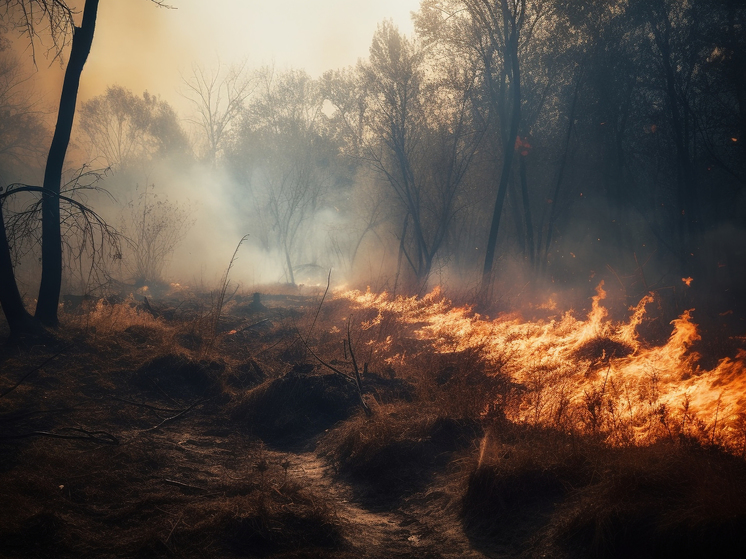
<box><xmin>554</xmin><ymin>442</ymin><xmax>746</xmax><ymax>558</ymax></box>
<box><xmin>230</xmin><ymin>364</ymin><xmax>360</xmax><ymax>449</ymax></box>
<box><xmin>464</xmin><ymin>425</ymin><xmax>746</xmax><ymax>558</ymax></box>
<box><xmin>321</xmin><ymin>403</ymin><xmax>481</xmax><ymax>505</ymax></box>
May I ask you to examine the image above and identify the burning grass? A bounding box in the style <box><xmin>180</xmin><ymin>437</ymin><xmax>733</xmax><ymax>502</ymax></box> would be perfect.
<box><xmin>2</xmin><ymin>281</ymin><xmax>746</xmax><ymax>557</ymax></box>
<box><xmin>339</xmin><ymin>282</ymin><xmax>746</xmax><ymax>453</ymax></box>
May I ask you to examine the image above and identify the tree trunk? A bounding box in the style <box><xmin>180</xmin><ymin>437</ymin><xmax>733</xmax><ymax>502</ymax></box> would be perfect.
<box><xmin>482</xmin><ymin>26</ymin><xmax>521</xmax><ymax>286</ymax></box>
<box><xmin>541</xmin><ymin>66</ymin><xmax>583</xmax><ymax>274</ymax></box>
<box><xmin>0</xmin><ymin>201</ymin><xmax>37</xmax><ymax>336</ymax></box>
<box><xmin>35</xmin><ymin>0</ymin><xmax>100</xmax><ymax>326</ymax></box>
<box><xmin>519</xmin><ymin>154</ymin><xmax>535</xmax><ymax>267</ymax></box>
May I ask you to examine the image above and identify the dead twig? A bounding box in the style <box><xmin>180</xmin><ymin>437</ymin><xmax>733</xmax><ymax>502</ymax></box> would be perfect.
<box><xmin>306</xmin><ymin>269</ymin><xmax>331</xmax><ymax>340</ymax></box>
<box><xmin>229</xmin><ymin>318</ymin><xmax>270</xmax><ymax>335</ymax></box>
<box><xmin>163</xmin><ymin>479</ymin><xmax>206</xmax><ymax>492</ymax></box>
<box><xmin>0</xmin><ymin>344</ymin><xmax>71</xmax><ymax>398</ymax></box>
<box><xmin>347</xmin><ymin>318</ymin><xmax>372</xmax><ymax>417</ymax></box>
<box><xmin>164</xmin><ymin>512</ymin><xmax>183</xmax><ymax>548</ymax></box>
<box><xmin>296</xmin><ymin>334</ymin><xmax>353</xmax><ymax>381</ymax></box>
<box><xmin>142</xmin><ymin>399</ymin><xmax>207</xmax><ymax>432</ymax></box>
<box><xmin>0</xmin><ymin>427</ymin><xmax>118</xmax><ymax>445</ymax></box>
<box><xmin>203</xmin><ymin>234</ymin><xmax>248</xmax><ymax>356</ymax></box>
<box><xmin>110</xmin><ymin>396</ymin><xmax>184</xmax><ymax>413</ymax></box>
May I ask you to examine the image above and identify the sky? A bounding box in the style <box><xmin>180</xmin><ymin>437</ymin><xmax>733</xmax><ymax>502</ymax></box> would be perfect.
<box><xmin>16</xmin><ymin>0</ymin><xmax>420</xmax><ymax>112</ymax></box>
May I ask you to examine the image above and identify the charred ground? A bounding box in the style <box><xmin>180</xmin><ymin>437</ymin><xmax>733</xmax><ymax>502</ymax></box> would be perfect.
<box><xmin>1</xmin><ymin>286</ymin><xmax>746</xmax><ymax>559</ymax></box>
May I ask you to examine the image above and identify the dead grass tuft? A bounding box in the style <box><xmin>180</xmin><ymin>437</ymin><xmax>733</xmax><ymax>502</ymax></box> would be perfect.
<box><xmin>321</xmin><ymin>402</ymin><xmax>481</xmax><ymax>505</ymax></box>
<box><xmin>130</xmin><ymin>353</ymin><xmax>224</xmax><ymax>403</ymax></box>
<box><xmin>230</xmin><ymin>364</ymin><xmax>360</xmax><ymax>449</ymax></box>
<box><xmin>465</xmin><ymin>426</ymin><xmax>746</xmax><ymax>557</ymax></box>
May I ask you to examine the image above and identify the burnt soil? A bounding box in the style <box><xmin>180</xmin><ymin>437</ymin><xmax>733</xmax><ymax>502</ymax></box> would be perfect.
<box><xmin>2</xmin><ymin>290</ymin><xmax>746</xmax><ymax>558</ymax></box>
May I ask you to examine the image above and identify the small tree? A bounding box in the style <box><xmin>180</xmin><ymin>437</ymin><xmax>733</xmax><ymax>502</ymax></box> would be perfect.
<box><xmin>181</xmin><ymin>60</ymin><xmax>254</xmax><ymax>166</ymax></box>
<box><xmin>229</xmin><ymin>68</ymin><xmax>334</xmax><ymax>284</ymax></box>
<box><xmin>121</xmin><ymin>183</ymin><xmax>194</xmax><ymax>287</ymax></box>
<box><xmin>79</xmin><ymin>85</ymin><xmax>190</xmax><ymax>170</ymax></box>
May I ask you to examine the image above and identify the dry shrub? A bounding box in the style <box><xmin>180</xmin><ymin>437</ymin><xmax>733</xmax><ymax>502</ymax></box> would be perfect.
<box><xmin>0</xmin><ymin>438</ymin><xmax>345</xmax><ymax>559</ymax></box>
<box><xmin>320</xmin><ymin>402</ymin><xmax>481</xmax><ymax>504</ymax></box>
<box><xmin>462</xmin><ymin>425</ymin><xmax>590</xmax><ymax>542</ymax></box>
<box><xmin>464</xmin><ymin>426</ymin><xmax>746</xmax><ymax>558</ymax></box>
<box><xmin>130</xmin><ymin>352</ymin><xmax>224</xmax><ymax>403</ymax></box>
<box><xmin>230</xmin><ymin>364</ymin><xmax>360</xmax><ymax>449</ymax></box>
<box><xmin>61</xmin><ymin>297</ymin><xmax>183</xmax><ymax>355</ymax></box>
<box><xmin>174</xmin><ymin>482</ymin><xmax>344</xmax><ymax>557</ymax></box>
<box><xmin>64</xmin><ymin>297</ymin><xmax>160</xmax><ymax>333</ymax></box>
<box><xmin>553</xmin><ymin>442</ymin><xmax>746</xmax><ymax>558</ymax></box>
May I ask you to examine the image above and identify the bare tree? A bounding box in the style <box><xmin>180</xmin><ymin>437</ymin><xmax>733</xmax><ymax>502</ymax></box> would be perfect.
<box><xmin>229</xmin><ymin>67</ymin><xmax>333</xmax><ymax>284</ymax></box>
<box><xmin>0</xmin><ymin>42</ymin><xmax>47</xmax><ymax>174</ymax></box>
<box><xmin>181</xmin><ymin>60</ymin><xmax>254</xmax><ymax>165</ymax></box>
<box><xmin>0</xmin><ymin>0</ymin><xmax>171</xmax><ymax>336</ymax></box>
<box><xmin>80</xmin><ymin>85</ymin><xmax>189</xmax><ymax>169</ymax></box>
<box><xmin>348</xmin><ymin>21</ymin><xmax>483</xmax><ymax>284</ymax></box>
<box><xmin>121</xmin><ymin>182</ymin><xmax>194</xmax><ymax>286</ymax></box>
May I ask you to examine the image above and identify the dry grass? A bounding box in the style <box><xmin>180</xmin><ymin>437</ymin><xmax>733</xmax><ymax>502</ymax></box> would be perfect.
<box><xmin>463</xmin><ymin>424</ymin><xmax>746</xmax><ymax>557</ymax></box>
<box><xmin>320</xmin><ymin>402</ymin><xmax>481</xmax><ymax>506</ymax></box>
<box><xmin>2</xmin><ymin>284</ymin><xmax>746</xmax><ymax>558</ymax></box>
<box><xmin>0</xmin><ymin>292</ymin><xmax>351</xmax><ymax>559</ymax></box>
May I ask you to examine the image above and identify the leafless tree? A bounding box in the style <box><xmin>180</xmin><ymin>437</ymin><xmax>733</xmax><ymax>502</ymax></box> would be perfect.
<box><xmin>181</xmin><ymin>60</ymin><xmax>254</xmax><ymax>165</ymax></box>
<box><xmin>0</xmin><ymin>0</ymin><xmax>172</xmax><ymax>335</ymax></box>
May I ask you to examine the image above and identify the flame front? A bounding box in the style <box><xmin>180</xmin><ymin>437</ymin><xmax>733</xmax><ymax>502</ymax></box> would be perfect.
<box><xmin>339</xmin><ymin>284</ymin><xmax>746</xmax><ymax>453</ymax></box>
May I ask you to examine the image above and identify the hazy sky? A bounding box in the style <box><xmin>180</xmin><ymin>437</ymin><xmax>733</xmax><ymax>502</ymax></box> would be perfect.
<box><xmin>21</xmin><ymin>0</ymin><xmax>420</xmax><ymax>110</ymax></box>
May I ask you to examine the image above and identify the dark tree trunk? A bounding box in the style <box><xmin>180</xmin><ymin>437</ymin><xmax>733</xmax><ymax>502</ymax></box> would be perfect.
<box><xmin>482</xmin><ymin>26</ymin><xmax>521</xmax><ymax>286</ymax></box>
<box><xmin>541</xmin><ymin>66</ymin><xmax>582</xmax><ymax>273</ymax></box>
<box><xmin>519</xmin><ymin>154</ymin><xmax>534</xmax><ymax>267</ymax></box>
<box><xmin>0</xmin><ymin>202</ymin><xmax>36</xmax><ymax>336</ymax></box>
<box><xmin>35</xmin><ymin>0</ymin><xmax>99</xmax><ymax>326</ymax></box>
<box><xmin>509</xmin><ymin>178</ymin><xmax>525</xmax><ymax>256</ymax></box>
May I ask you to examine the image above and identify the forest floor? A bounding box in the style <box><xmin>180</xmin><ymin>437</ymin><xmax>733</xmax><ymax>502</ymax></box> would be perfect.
<box><xmin>2</xmin><ymin>285</ymin><xmax>746</xmax><ymax>558</ymax></box>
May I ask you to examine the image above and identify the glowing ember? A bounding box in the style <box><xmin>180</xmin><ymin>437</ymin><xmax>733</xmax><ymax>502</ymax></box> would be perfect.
<box><xmin>339</xmin><ymin>284</ymin><xmax>746</xmax><ymax>453</ymax></box>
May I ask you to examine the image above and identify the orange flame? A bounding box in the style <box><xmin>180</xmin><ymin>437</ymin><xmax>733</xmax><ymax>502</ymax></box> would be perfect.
<box><xmin>339</xmin><ymin>285</ymin><xmax>746</xmax><ymax>452</ymax></box>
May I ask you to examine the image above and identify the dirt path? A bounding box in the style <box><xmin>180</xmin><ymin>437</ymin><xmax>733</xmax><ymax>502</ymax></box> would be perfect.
<box><xmin>286</xmin><ymin>451</ymin><xmax>490</xmax><ymax>559</ymax></box>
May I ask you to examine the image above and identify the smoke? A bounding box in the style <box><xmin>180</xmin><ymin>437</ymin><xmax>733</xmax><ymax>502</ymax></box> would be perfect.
<box><xmin>2</xmin><ymin>0</ymin><xmax>422</xmax><ymax>295</ymax></box>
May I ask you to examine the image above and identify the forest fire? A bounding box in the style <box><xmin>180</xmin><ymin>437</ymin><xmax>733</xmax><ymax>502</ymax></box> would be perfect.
<box><xmin>341</xmin><ymin>283</ymin><xmax>746</xmax><ymax>453</ymax></box>
<box><xmin>2</xmin><ymin>0</ymin><xmax>746</xmax><ymax>555</ymax></box>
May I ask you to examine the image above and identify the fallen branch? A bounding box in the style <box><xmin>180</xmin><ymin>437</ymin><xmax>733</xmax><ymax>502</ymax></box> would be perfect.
<box><xmin>0</xmin><ymin>344</ymin><xmax>71</xmax><ymax>398</ymax></box>
<box><xmin>0</xmin><ymin>427</ymin><xmax>118</xmax><ymax>445</ymax></box>
<box><xmin>163</xmin><ymin>478</ymin><xmax>207</xmax><ymax>492</ymax></box>
<box><xmin>229</xmin><ymin>318</ymin><xmax>271</xmax><ymax>335</ymax></box>
<box><xmin>110</xmin><ymin>396</ymin><xmax>184</xmax><ymax>414</ymax></box>
<box><xmin>142</xmin><ymin>399</ymin><xmax>206</xmax><ymax>432</ymax></box>
<box><xmin>296</xmin><ymin>332</ymin><xmax>353</xmax><ymax>381</ymax></box>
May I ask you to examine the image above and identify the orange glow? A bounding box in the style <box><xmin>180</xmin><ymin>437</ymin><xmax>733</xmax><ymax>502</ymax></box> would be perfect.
<box><xmin>339</xmin><ymin>285</ymin><xmax>746</xmax><ymax>452</ymax></box>
<box><xmin>682</xmin><ymin>277</ymin><xmax>693</xmax><ymax>286</ymax></box>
